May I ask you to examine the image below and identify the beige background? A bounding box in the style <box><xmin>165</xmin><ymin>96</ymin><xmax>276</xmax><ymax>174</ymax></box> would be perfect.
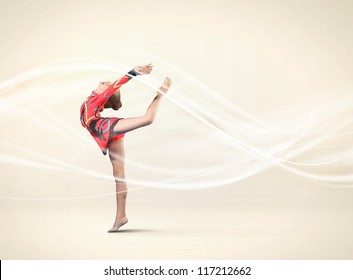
<box><xmin>0</xmin><ymin>0</ymin><xmax>353</xmax><ymax>259</ymax></box>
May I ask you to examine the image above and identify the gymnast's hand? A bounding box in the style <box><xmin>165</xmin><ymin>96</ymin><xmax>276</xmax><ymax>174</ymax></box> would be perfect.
<box><xmin>134</xmin><ymin>63</ymin><xmax>153</xmax><ymax>75</ymax></box>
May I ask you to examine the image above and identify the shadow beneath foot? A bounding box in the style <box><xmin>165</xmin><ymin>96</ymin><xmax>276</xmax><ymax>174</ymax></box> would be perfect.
<box><xmin>108</xmin><ymin>228</ymin><xmax>165</xmax><ymax>234</ymax></box>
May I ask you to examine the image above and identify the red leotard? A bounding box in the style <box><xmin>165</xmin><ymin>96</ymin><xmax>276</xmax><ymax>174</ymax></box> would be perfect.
<box><xmin>80</xmin><ymin>71</ymin><xmax>136</xmax><ymax>155</ymax></box>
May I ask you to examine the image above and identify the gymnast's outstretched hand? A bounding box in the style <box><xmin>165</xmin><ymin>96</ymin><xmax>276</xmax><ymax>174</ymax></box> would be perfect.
<box><xmin>134</xmin><ymin>63</ymin><xmax>153</xmax><ymax>75</ymax></box>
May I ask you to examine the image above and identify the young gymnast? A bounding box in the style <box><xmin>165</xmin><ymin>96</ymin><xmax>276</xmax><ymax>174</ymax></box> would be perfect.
<box><xmin>80</xmin><ymin>64</ymin><xmax>172</xmax><ymax>232</ymax></box>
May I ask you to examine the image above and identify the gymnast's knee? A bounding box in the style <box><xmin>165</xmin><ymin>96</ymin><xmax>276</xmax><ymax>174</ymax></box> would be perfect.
<box><xmin>143</xmin><ymin>114</ymin><xmax>154</xmax><ymax>126</ymax></box>
<box><xmin>113</xmin><ymin>170</ymin><xmax>125</xmax><ymax>184</ymax></box>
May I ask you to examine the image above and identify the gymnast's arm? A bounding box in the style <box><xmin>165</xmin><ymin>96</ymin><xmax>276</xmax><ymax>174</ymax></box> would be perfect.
<box><xmin>97</xmin><ymin>64</ymin><xmax>153</xmax><ymax>105</ymax></box>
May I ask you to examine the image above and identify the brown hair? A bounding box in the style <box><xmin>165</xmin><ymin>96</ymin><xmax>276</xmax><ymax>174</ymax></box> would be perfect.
<box><xmin>104</xmin><ymin>90</ymin><xmax>122</xmax><ymax>111</ymax></box>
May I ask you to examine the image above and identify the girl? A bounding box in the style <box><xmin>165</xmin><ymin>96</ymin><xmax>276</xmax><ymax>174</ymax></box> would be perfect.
<box><xmin>80</xmin><ymin>64</ymin><xmax>172</xmax><ymax>232</ymax></box>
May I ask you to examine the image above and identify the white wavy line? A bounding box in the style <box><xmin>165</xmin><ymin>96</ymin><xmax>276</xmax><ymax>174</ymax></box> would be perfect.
<box><xmin>0</xmin><ymin>57</ymin><xmax>352</xmax><ymax>202</ymax></box>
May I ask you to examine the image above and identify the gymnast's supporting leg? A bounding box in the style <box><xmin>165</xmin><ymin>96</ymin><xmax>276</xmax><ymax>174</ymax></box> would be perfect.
<box><xmin>112</xmin><ymin>77</ymin><xmax>172</xmax><ymax>135</ymax></box>
<box><xmin>108</xmin><ymin>138</ymin><xmax>128</xmax><ymax>232</ymax></box>
<box><xmin>107</xmin><ymin>77</ymin><xmax>172</xmax><ymax>232</ymax></box>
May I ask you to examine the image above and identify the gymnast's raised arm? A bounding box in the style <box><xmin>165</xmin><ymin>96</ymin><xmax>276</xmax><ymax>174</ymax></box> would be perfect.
<box><xmin>94</xmin><ymin>63</ymin><xmax>153</xmax><ymax>106</ymax></box>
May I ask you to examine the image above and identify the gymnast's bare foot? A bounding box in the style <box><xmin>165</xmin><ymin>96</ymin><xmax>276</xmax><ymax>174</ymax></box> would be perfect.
<box><xmin>108</xmin><ymin>217</ymin><xmax>128</xmax><ymax>233</ymax></box>
<box><xmin>157</xmin><ymin>77</ymin><xmax>172</xmax><ymax>97</ymax></box>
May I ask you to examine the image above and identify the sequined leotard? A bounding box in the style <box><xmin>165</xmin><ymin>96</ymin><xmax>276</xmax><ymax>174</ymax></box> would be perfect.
<box><xmin>80</xmin><ymin>69</ymin><xmax>138</xmax><ymax>155</ymax></box>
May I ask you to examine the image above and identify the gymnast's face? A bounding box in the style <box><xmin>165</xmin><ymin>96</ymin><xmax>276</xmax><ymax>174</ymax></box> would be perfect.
<box><xmin>99</xmin><ymin>81</ymin><xmax>111</xmax><ymax>90</ymax></box>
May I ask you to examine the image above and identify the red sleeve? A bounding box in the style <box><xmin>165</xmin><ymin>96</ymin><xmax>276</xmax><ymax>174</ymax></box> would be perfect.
<box><xmin>95</xmin><ymin>75</ymin><xmax>131</xmax><ymax>108</ymax></box>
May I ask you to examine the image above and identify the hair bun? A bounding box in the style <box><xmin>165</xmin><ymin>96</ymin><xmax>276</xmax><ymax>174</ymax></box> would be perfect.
<box><xmin>104</xmin><ymin>91</ymin><xmax>122</xmax><ymax>111</ymax></box>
